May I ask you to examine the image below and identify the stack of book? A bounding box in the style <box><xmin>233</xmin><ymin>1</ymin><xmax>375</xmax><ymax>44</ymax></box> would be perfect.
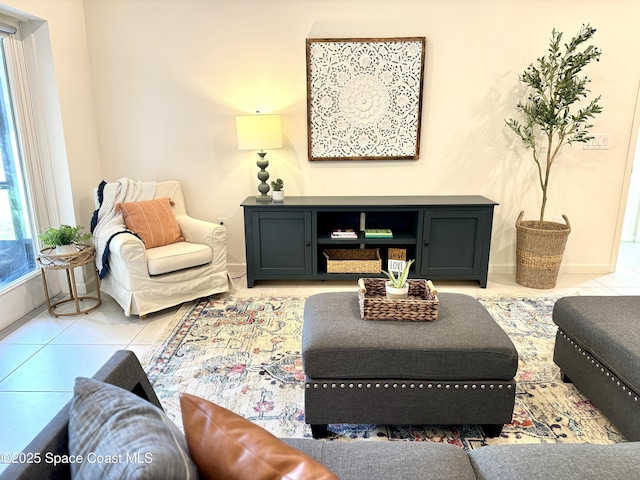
<box><xmin>364</xmin><ymin>228</ymin><xmax>393</xmax><ymax>238</ymax></box>
<box><xmin>331</xmin><ymin>229</ymin><xmax>358</xmax><ymax>239</ymax></box>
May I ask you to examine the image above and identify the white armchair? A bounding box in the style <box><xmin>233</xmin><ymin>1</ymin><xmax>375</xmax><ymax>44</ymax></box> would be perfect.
<box><xmin>92</xmin><ymin>180</ymin><xmax>230</xmax><ymax>317</ymax></box>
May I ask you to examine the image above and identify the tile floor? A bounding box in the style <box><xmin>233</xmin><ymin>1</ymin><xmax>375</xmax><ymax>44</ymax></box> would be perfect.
<box><xmin>1</xmin><ymin>241</ymin><xmax>640</xmax><ymax>470</ymax></box>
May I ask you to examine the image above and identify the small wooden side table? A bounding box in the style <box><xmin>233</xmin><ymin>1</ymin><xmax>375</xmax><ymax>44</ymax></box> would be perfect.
<box><xmin>37</xmin><ymin>243</ymin><xmax>102</xmax><ymax>317</ymax></box>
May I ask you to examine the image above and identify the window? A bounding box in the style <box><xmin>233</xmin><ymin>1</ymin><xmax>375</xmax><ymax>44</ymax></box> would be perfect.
<box><xmin>0</xmin><ymin>33</ymin><xmax>38</xmax><ymax>290</ymax></box>
<box><xmin>0</xmin><ymin>14</ymin><xmax>66</xmax><ymax>330</ymax></box>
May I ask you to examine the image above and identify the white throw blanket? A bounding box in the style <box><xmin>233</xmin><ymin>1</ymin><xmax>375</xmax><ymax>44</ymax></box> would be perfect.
<box><xmin>92</xmin><ymin>178</ymin><xmax>156</xmax><ymax>278</ymax></box>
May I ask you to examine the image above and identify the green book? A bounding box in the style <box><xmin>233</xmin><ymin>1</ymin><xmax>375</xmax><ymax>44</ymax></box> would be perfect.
<box><xmin>365</xmin><ymin>228</ymin><xmax>393</xmax><ymax>238</ymax></box>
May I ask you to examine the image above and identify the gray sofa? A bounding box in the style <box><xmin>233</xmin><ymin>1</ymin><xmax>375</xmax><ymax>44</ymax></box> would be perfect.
<box><xmin>2</xmin><ymin>350</ymin><xmax>639</xmax><ymax>480</ymax></box>
<box><xmin>553</xmin><ymin>296</ymin><xmax>640</xmax><ymax>441</ymax></box>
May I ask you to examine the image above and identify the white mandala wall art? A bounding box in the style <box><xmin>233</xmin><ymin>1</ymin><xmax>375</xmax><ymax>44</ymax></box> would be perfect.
<box><xmin>306</xmin><ymin>37</ymin><xmax>426</xmax><ymax>161</ymax></box>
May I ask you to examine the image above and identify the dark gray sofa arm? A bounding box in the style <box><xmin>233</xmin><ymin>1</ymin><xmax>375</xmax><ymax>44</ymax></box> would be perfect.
<box><xmin>0</xmin><ymin>350</ymin><xmax>160</xmax><ymax>480</ymax></box>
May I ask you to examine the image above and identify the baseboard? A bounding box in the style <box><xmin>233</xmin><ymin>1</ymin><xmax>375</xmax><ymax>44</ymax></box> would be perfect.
<box><xmin>489</xmin><ymin>264</ymin><xmax>612</xmax><ymax>274</ymax></box>
<box><xmin>233</xmin><ymin>262</ymin><xmax>613</xmax><ymax>278</ymax></box>
<box><xmin>227</xmin><ymin>262</ymin><xmax>246</xmax><ymax>276</ymax></box>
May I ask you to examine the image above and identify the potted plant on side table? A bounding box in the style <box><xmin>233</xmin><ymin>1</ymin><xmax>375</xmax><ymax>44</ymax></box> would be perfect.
<box><xmin>381</xmin><ymin>259</ymin><xmax>415</xmax><ymax>300</ymax></box>
<box><xmin>271</xmin><ymin>178</ymin><xmax>284</xmax><ymax>202</ymax></box>
<box><xmin>505</xmin><ymin>24</ymin><xmax>603</xmax><ymax>289</ymax></box>
<box><xmin>39</xmin><ymin>224</ymin><xmax>91</xmax><ymax>254</ymax></box>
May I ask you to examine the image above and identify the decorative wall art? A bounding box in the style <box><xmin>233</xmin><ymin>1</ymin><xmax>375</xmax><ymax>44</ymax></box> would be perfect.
<box><xmin>306</xmin><ymin>37</ymin><xmax>426</xmax><ymax>161</ymax></box>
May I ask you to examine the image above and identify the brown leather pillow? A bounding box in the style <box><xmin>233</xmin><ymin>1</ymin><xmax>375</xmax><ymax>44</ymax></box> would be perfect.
<box><xmin>116</xmin><ymin>197</ymin><xmax>184</xmax><ymax>248</ymax></box>
<box><xmin>179</xmin><ymin>393</ymin><xmax>337</xmax><ymax>480</ymax></box>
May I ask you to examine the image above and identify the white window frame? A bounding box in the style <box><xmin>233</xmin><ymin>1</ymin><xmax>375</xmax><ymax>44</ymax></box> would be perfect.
<box><xmin>0</xmin><ymin>14</ymin><xmax>66</xmax><ymax>331</ymax></box>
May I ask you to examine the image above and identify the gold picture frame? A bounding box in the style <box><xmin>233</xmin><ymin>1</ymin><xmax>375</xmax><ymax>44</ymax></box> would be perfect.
<box><xmin>306</xmin><ymin>37</ymin><xmax>426</xmax><ymax>161</ymax></box>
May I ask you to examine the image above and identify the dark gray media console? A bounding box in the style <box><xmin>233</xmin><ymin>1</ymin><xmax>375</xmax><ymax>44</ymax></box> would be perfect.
<box><xmin>241</xmin><ymin>195</ymin><xmax>498</xmax><ymax>288</ymax></box>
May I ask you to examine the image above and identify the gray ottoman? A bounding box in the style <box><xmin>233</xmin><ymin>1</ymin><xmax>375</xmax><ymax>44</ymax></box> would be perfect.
<box><xmin>302</xmin><ymin>292</ymin><xmax>518</xmax><ymax>438</ymax></box>
<box><xmin>553</xmin><ymin>296</ymin><xmax>640</xmax><ymax>441</ymax></box>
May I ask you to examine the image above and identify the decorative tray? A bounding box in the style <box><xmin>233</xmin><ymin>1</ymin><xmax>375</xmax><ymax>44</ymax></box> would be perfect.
<box><xmin>358</xmin><ymin>278</ymin><xmax>439</xmax><ymax>322</ymax></box>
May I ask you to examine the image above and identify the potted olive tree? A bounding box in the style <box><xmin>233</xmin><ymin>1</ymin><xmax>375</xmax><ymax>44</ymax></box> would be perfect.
<box><xmin>505</xmin><ymin>24</ymin><xmax>603</xmax><ymax>288</ymax></box>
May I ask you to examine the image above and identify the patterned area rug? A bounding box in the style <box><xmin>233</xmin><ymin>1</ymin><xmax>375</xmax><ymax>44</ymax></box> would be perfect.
<box><xmin>143</xmin><ymin>294</ymin><xmax>624</xmax><ymax>449</ymax></box>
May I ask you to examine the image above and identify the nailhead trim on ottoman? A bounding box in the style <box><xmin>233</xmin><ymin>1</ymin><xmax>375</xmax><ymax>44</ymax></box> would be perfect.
<box><xmin>302</xmin><ymin>292</ymin><xmax>518</xmax><ymax>435</ymax></box>
<box><xmin>553</xmin><ymin>296</ymin><xmax>640</xmax><ymax>441</ymax></box>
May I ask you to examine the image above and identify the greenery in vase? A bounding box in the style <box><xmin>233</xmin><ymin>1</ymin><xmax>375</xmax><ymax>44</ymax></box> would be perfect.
<box><xmin>381</xmin><ymin>259</ymin><xmax>415</xmax><ymax>288</ymax></box>
<box><xmin>505</xmin><ymin>24</ymin><xmax>603</xmax><ymax>223</ymax></box>
<box><xmin>270</xmin><ymin>178</ymin><xmax>284</xmax><ymax>191</ymax></box>
<box><xmin>39</xmin><ymin>225</ymin><xmax>91</xmax><ymax>248</ymax></box>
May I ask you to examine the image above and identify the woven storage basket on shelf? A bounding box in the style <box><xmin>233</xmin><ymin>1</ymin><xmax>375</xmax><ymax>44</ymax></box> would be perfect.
<box><xmin>515</xmin><ymin>211</ymin><xmax>571</xmax><ymax>289</ymax></box>
<box><xmin>358</xmin><ymin>278</ymin><xmax>439</xmax><ymax>322</ymax></box>
<box><xmin>323</xmin><ymin>248</ymin><xmax>381</xmax><ymax>274</ymax></box>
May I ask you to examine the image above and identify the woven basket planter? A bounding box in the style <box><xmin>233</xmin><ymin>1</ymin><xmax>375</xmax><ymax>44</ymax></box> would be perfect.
<box><xmin>515</xmin><ymin>211</ymin><xmax>571</xmax><ymax>289</ymax></box>
<box><xmin>358</xmin><ymin>278</ymin><xmax>439</xmax><ymax>322</ymax></box>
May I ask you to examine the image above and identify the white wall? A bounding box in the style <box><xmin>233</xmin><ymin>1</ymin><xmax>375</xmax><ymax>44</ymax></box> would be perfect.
<box><xmin>7</xmin><ymin>0</ymin><xmax>640</xmax><ymax>276</ymax></box>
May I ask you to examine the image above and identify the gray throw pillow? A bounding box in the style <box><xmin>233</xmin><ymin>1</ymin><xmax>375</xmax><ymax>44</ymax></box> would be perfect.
<box><xmin>68</xmin><ymin>377</ymin><xmax>198</xmax><ymax>479</ymax></box>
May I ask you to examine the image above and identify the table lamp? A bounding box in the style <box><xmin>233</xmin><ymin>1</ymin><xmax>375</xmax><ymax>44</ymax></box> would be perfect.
<box><xmin>236</xmin><ymin>114</ymin><xmax>282</xmax><ymax>201</ymax></box>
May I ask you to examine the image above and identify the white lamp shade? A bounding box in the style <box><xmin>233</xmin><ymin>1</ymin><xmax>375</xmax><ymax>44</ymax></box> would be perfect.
<box><xmin>236</xmin><ymin>114</ymin><xmax>282</xmax><ymax>150</ymax></box>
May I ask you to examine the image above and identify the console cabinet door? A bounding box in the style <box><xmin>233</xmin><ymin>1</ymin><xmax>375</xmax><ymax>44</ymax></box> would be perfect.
<box><xmin>421</xmin><ymin>210</ymin><xmax>485</xmax><ymax>278</ymax></box>
<box><xmin>251</xmin><ymin>211</ymin><xmax>313</xmax><ymax>277</ymax></box>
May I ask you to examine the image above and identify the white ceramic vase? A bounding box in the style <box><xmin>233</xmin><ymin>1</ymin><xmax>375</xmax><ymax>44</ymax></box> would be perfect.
<box><xmin>385</xmin><ymin>282</ymin><xmax>409</xmax><ymax>300</ymax></box>
<box><xmin>55</xmin><ymin>244</ymin><xmax>77</xmax><ymax>255</ymax></box>
<box><xmin>272</xmin><ymin>190</ymin><xmax>284</xmax><ymax>202</ymax></box>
